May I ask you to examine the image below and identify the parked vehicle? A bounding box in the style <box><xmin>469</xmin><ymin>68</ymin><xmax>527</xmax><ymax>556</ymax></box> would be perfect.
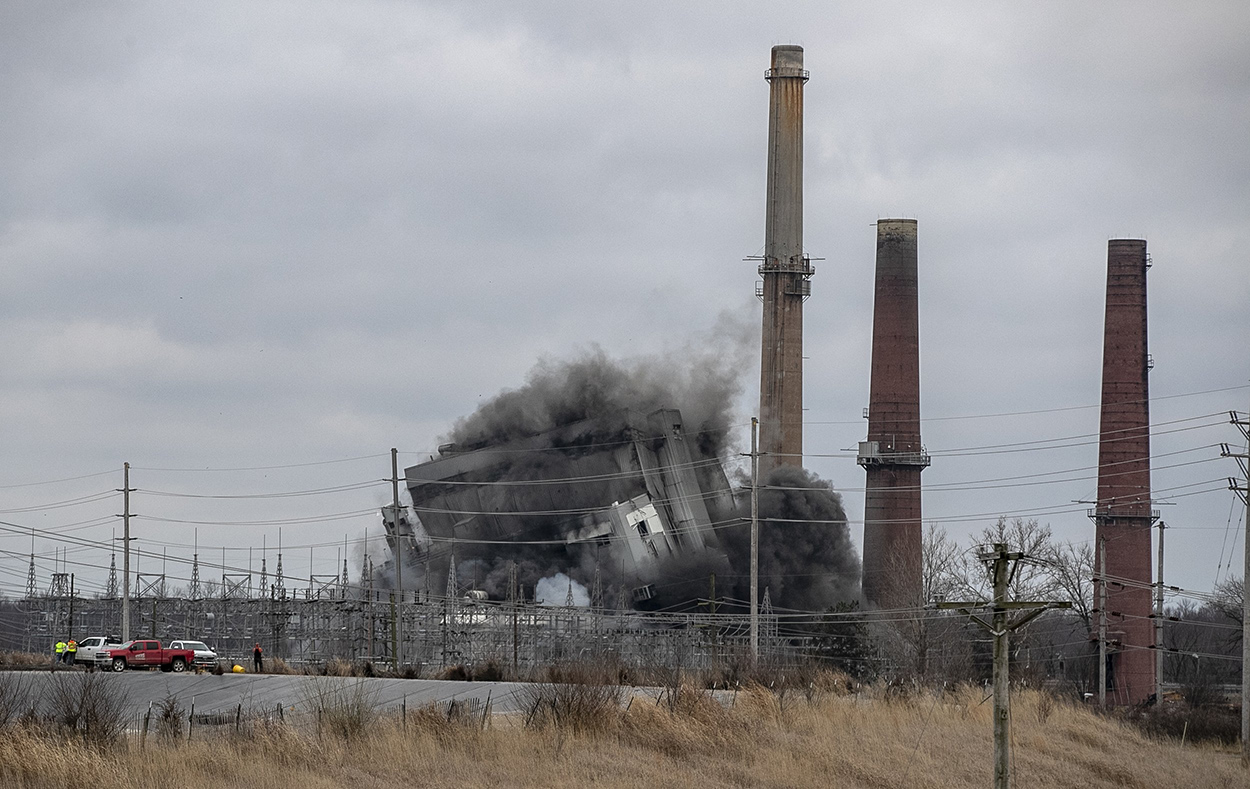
<box><xmin>100</xmin><ymin>640</ymin><xmax>197</xmax><ymax>673</ymax></box>
<box><xmin>168</xmin><ymin>639</ymin><xmax>218</xmax><ymax>669</ymax></box>
<box><xmin>75</xmin><ymin>635</ymin><xmax>122</xmax><ymax>665</ymax></box>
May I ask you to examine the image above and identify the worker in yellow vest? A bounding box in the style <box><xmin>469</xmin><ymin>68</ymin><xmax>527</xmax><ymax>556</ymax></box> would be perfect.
<box><xmin>54</xmin><ymin>640</ymin><xmax>65</xmax><ymax>666</ymax></box>
<box><xmin>66</xmin><ymin>639</ymin><xmax>78</xmax><ymax>666</ymax></box>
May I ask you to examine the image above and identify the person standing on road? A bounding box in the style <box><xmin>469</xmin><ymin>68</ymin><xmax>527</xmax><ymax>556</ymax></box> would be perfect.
<box><xmin>253</xmin><ymin>642</ymin><xmax>263</xmax><ymax>673</ymax></box>
<box><xmin>54</xmin><ymin>640</ymin><xmax>65</xmax><ymax>666</ymax></box>
<box><xmin>66</xmin><ymin>639</ymin><xmax>77</xmax><ymax>666</ymax></box>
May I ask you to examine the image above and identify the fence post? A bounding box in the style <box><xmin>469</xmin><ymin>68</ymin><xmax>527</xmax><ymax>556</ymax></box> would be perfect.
<box><xmin>187</xmin><ymin>700</ymin><xmax>195</xmax><ymax>742</ymax></box>
<box><xmin>141</xmin><ymin>702</ymin><xmax>151</xmax><ymax>749</ymax></box>
<box><xmin>402</xmin><ymin>695</ymin><xmax>407</xmax><ymax>733</ymax></box>
<box><xmin>235</xmin><ymin>702</ymin><xmax>242</xmax><ymax>733</ymax></box>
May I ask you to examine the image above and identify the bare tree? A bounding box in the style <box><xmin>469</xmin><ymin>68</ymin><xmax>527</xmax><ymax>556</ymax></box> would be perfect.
<box><xmin>883</xmin><ymin>519</ymin><xmax>1089</xmax><ymax>686</ymax></box>
<box><xmin>921</xmin><ymin>524</ymin><xmax>963</xmax><ymax>603</ymax></box>
<box><xmin>869</xmin><ymin>524</ymin><xmax>978</xmax><ymax>682</ymax></box>
<box><xmin>1212</xmin><ymin>576</ymin><xmax>1243</xmax><ymax>635</ymax></box>
<box><xmin>947</xmin><ymin>518</ymin><xmax>1060</xmax><ymax>603</ymax></box>
<box><xmin>1045</xmin><ymin>541</ymin><xmax>1094</xmax><ymax>629</ymax></box>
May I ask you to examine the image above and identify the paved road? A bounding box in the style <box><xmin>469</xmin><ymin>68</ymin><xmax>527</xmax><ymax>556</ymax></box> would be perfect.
<box><xmin>3</xmin><ymin>669</ymin><xmax>543</xmax><ymax>716</ymax></box>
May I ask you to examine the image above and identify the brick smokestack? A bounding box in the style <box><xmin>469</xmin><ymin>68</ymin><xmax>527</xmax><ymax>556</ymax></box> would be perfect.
<box><xmin>859</xmin><ymin>219</ymin><xmax>928</xmax><ymax>609</ymax></box>
<box><xmin>1091</xmin><ymin>238</ymin><xmax>1155</xmax><ymax>705</ymax></box>
<box><xmin>758</xmin><ymin>44</ymin><xmax>813</xmax><ymax>473</ymax></box>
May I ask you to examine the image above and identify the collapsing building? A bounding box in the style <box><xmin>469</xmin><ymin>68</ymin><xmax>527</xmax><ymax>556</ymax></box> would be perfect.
<box><xmin>379</xmin><ymin>504</ymin><xmax>428</xmax><ymax>577</ymax></box>
<box><xmin>402</xmin><ymin>408</ymin><xmax>736</xmax><ymax>606</ymax></box>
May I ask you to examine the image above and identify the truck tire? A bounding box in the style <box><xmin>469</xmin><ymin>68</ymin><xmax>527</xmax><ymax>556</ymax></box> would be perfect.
<box><xmin>112</xmin><ymin>657</ymin><xmax>126</xmax><ymax>672</ymax></box>
<box><xmin>171</xmin><ymin>657</ymin><xmax>187</xmax><ymax>673</ymax></box>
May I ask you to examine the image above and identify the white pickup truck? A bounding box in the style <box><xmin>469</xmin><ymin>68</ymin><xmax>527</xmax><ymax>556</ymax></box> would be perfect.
<box><xmin>168</xmin><ymin>640</ymin><xmax>218</xmax><ymax>670</ymax></box>
<box><xmin>75</xmin><ymin>636</ymin><xmax>122</xmax><ymax>666</ymax></box>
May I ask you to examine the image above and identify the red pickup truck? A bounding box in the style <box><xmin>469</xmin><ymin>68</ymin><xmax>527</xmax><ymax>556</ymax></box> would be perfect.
<box><xmin>103</xmin><ymin>640</ymin><xmax>197</xmax><ymax>673</ymax></box>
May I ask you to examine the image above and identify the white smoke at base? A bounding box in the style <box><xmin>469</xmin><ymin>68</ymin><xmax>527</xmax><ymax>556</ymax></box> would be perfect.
<box><xmin>534</xmin><ymin>572</ymin><xmax>590</xmax><ymax>607</ymax></box>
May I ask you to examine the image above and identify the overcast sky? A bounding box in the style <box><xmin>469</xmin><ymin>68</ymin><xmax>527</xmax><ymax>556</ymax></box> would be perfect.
<box><xmin>2</xmin><ymin>2</ymin><xmax>1247</xmax><ymax>602</ymax></box>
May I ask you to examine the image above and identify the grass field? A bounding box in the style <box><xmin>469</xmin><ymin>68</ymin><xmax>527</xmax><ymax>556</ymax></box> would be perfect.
<box><xmin>0</xmin><ymin>677</ymin><xmax>1244</xmax><ymax>789</ymax></box>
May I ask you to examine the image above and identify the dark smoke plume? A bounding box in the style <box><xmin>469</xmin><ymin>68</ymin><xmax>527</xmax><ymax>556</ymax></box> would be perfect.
<box><xmin>721</xmin><ymin>465</ymin><xmax>860</xmax><ymax>611</ymax></box>
<box><xmin>447</xmin><ymin>341</ymin><xmax>741</xmax><ymax>459</ymax></box>
<box><xmin>431</xmin><ymin>332</ymin><xmax>748</xmax><ymax>608</ymax></box>
<box><xmin>403</xmin><ymin>321</ymin><xmax>861</xmax><ymax>612</ymax></box>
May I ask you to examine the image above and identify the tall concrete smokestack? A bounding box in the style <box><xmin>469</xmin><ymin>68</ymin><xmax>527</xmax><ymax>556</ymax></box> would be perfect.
<box><xmin>757</xmin><ymin>44</ymin><xmax>813</xmax><ymax>472</ymax></box>
<box><xmin>859</xmin><ymin>219</ymin><xmax>928</xmax><ymax>610</ymax></box>
<box><xmin>1091</xmin><ymin>238</ymin><xmax>1155</xmax><ymax>705</ymax></box>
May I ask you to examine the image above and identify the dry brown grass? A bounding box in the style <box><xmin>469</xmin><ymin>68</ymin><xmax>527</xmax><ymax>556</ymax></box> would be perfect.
<box><xmin>0</xmin><ymin>650</ymin><xmax>54</xmax><ymax>670</ymax></box>
<box><xmin>0</xmin><ymin>683</ymin><xmax>1244</xmax><ymax>788</ymax></box>
<box><xmin>322</xmin><ymin>657</ymin><xmax>354</xmax><ymax>677</ymax></box>
<box><xmin>265</xmin><ymin>656</ymin><xmax>295</xmax><ymax>675</ymax></box>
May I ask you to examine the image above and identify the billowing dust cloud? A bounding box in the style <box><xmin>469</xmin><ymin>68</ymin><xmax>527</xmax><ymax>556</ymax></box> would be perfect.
<box><xmin>400</xmin><ymin>326</ymin><xmax>860</xmax><ymax>612</ymax></box>
<box><xmin>722</xmin><ymin>465</ymin><xmax>859</xmax><ymax>611</ymax></box>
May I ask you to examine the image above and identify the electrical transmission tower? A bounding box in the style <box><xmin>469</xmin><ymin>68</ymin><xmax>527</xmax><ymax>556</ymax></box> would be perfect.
<box><xmin>189</xmin><ymin>553</ymin><xmax>200</xmax><ymax>600</ymax></box>
<box><xmin>105</xmin><ymin>553</ymin><xmax>118</xmax><ymax>599</ymax></box>
<box><xmin>274</xmin><ymin>551</ymin><xmax>285</xmax><ymax>599</ymax></box>
<box><xmin>25</xmin><ymin>551</ymin><xmax>37</xmax><ymax>601</ymax></box>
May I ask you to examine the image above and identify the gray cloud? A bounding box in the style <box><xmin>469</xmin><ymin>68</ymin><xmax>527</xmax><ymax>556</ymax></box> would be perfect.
<box><xmin>0</xmin><ymin>1</ymin><xmax>1246</xmax><ymax>597</ymax></box>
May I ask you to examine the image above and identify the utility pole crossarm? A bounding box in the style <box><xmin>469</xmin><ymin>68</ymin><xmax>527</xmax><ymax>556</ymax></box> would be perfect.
<box><xmin>1006</xmin><ymin>605</ymin><xmax>1061</xmax><ymax>633</ymax></box>
<box><xmin>934</xmin><ymin>608</ymin><xmax>995</xmax><ymax>632</ymax></box>
<box><xmin>936</xmin><ymin>600</ymin><xmax>1070</xmax><ymax>635</ymax></box>
<box><xmin>936</xmin><ymin>601</ymin><xmax>1072</xmax><ymax>612</ymax></box>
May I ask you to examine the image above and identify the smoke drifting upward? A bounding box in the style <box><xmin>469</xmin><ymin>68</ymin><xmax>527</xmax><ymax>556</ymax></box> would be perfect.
<box><xmin>401</xmin><ymin>318</ymin><xmax>860</xmax><ymax>613</ymax></box>
<box><xmin>409</xmin><ymin>326</ymin><xmax>753</xmax><ymax>608</ymax></box>
<box><xmin>448</xmin><ymin>338</ymin><xmax>744</xmax><ymax>460</ymax></box>
<box><xmin>722</xmin><ymin>465</ymin><xmax>859</xmax><ymax>611</ymax></box>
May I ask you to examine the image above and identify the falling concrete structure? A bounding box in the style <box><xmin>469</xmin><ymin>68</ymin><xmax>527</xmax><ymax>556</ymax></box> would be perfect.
<box><xmin>858</xmin><ymin>219</ymin><xmax>929</xmax><ymax>610</ymax></box>
<box><xmin>1090</xmin><ymin>238</ymin><xmax>1156</xmax><ymax>705</ymax></box>
<box><xmin>757</xmin><ymin>44</ymin><xmax>814</xmax><ymax>472</ymax></box>
<box><xmin>403</xmin><ymin>408</ymin><xmax>735</xmax><ymax>606</ymax></box>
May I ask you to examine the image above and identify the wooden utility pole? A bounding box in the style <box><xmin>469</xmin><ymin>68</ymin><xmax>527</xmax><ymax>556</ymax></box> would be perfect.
<box><xmin>750</xmin><ymin>417</ymin><xmax>760</xmax><ymax>662</ymax></box>
<box><xmin>391</xmin><ymin>448</ymin><xmax>403</xmax><ymax>671</ymax></box>
<box><xmin>937</xmin><ymin>543</ymin><xmax>1071</xmax><ymax>789</ymax></box>
<box><xmin>119</xmin><ymin>462</ymin><xmax>133</xmax><ymax>643</ymax></box>
<box><xmin>510</xmin><ymin>560</ymin><xmax>519</xmax><ymax>675</ymax></box>
<box><xmin>1155</xmin><ymin>520</ymin><xmax>1165</xmax><ymax>703</ymax></box>
<box><xmin>1222</xmin><ymin>408</ymin><xmax>1249</xmax><ymax>759</ymax></box>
